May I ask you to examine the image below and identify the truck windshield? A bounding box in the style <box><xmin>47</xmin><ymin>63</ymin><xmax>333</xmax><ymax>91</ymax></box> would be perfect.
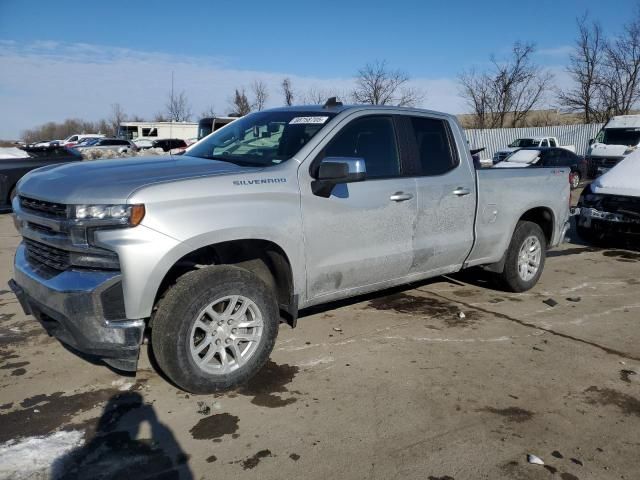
<box><xmin>600</xmin><ymin>128</ymin><xmax>640</xmax><ymax>146</ymax></box>
<box><xmin>508</xmin><ymin>138</ymin><xmax>538</xmax><ymax>148</ymax></box>
<box><xmin>188</xmin><ymin>111</ymin><xmax>336</xmax><ymax>166</ymax></box>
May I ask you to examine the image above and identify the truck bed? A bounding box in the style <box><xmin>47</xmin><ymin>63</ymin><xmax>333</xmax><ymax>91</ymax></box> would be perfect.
<box><xmin>465</xmin><ymin>167</ymin><xmax>571</xmax><ymax>268</ymax></box>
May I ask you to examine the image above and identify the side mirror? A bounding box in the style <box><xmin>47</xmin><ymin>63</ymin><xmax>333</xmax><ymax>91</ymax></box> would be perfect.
<box><xmin>589</xmin><ymin>138</ymin><xmax>595</xmax><ymax>145</ymax></box>
<box><xmin>312</xmin><ymin>157</ymin><xmax>366</xmax><ymax>197</ymax></box>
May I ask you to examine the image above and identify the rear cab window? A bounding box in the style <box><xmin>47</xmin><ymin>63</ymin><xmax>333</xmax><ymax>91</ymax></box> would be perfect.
<box><xmin>405</xmin><ymin>116</ymin><xmax>459</xmax><ymax>176</ymax></box>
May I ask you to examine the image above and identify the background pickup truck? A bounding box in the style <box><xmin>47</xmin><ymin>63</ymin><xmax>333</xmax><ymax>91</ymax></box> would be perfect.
<box><xmin>493</xmin><ymin>136</ymin><xmax>576</xmax><ymax>164</ymax></box>
<box><xmin>9</xmin><ymin>102</ymin><xmax>570</xmax><ymax>393</ymax></box>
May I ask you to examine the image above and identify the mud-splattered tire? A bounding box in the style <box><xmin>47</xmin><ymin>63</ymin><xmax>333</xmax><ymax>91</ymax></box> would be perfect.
<box><xmin>495</xmin><ymin>221</ymin><xmax>547</xmax><ymax>293</ymax></box>
<box><xmin>151</xmin><ymin>265</ymin><xmax>279</xmax><ymax>394</ymax></box>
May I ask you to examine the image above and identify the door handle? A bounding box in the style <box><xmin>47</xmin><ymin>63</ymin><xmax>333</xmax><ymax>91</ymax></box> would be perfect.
<box><xmin>389</xmin><ymin>192</ymin><xmax>413</xmax><ymax>202</ymax></box>
<box><xmin>452</xmin><ymin>187</ymin><xmax>471</xmax><ymax>196</ymax></box>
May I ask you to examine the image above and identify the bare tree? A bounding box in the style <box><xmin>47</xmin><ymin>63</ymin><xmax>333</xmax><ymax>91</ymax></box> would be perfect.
<box><xmin>153</xmin><ymin>112</ymin><xmax>170</xmax><ymax>122</ymax></box>
<box><xmin>166</xmin><ymin>89</ymin><xmax>192</xmax><ymax>122</ymax></box>
<box><xmin>201</xmin><ymin>105</ymin><xmax>217</xmax><ymax>118</ymax></box>
<box><xmin>282</xmin><ymin>78</ymin><xmax>294</xmax><ymax>106</ymax></box>
<box><xmin>299</xmin><ymin>86</ymin><xmax>349</xmax><ymax>105</ymax></box>
<box><xmin>251</xmin><ymin>80</ymin><xmax>269</xmax><ymax>111</ymax></box>
<box><xmin>599</xmin><ymin>15</ymin><xmax>640</xmax><ymax>118</ymax></box>
<box><xmin>458</xmin><ymin>42</ymin><xmax>553</xmax><ymax>128</ymax></box>
<box><xmin>108</xmin><ymin>103</ymin><xmax>127</xmax><ymax>136</ymax></box>
<box><xmin>351</xmin><ymin>60</ymin><xmax>423</xmax><ymax>107</ymax></box>
<box><xmin>558</xmin><ymin>15</ymin><xmax>607</xmax><ymax>123</ymax></box>
<box><xmin>229</xmin><ymin>88</ymin><xmax>252</xmax><ymax>116</ymax></box>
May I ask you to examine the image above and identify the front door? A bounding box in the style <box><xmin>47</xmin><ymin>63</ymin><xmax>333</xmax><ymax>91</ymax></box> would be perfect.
<box><xmin>299</xmin><ymin>115</ymin><xmax>417</xmax><ymax>301</ymax></box>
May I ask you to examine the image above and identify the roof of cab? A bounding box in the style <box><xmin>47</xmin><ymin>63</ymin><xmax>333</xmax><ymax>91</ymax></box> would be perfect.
<box><xmin>263</xmin><ymin>103</ymin><xmax>457</xmax><ymax>119</ymax></box>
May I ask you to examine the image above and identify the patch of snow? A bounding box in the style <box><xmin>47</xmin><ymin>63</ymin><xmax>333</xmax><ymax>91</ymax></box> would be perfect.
<box><xmin>0</xmin><ymin>430</ymin><xmax>84</xmax><ymax>480</ymax></box>
<box><xmin>0</xmin><ymin>147</ymin><xmax>29</xmax><ymax>160</ymax></box>
<box><xmin>110</xmin><ymin>378</ymin><xmax>134</xmax><ymax>391</ymax></box>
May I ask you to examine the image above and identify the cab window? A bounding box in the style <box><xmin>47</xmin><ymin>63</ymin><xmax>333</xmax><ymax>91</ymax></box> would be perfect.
<box><xmin>408</xmin><ymin>117</ymin><xmax>459</xmax><ymax>176</ymax></box>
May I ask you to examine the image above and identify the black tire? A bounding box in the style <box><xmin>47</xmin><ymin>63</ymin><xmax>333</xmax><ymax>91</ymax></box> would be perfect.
<box><xmin>495</xmin><ymin>221</ymin><xmax>547</xmax><ymax>293</ymax></box>
<box><xmin>151</xmin><ymin>265</ymin><xmax>279</xmax><ymax>394</ymax></box>
<box><xmin>576</xmin><ymin>224</ymin><xmax>606</xmax><ymax>246</ymax></box>
<box><xmin>9</xmin><ymin>186</ymin><xmax>17</xmax><ymax>205</ymax></box>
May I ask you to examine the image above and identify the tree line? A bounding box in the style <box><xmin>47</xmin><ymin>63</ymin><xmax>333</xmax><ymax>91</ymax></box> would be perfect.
<box><xmin>20</xmin><ymin>9</ymin><xmax>640</xmax><ymax>141</ymax></box>
<box><xmin>460</xmin><ymin>10</ymin><xmax>640</xmax><ymax>128</ymax></box>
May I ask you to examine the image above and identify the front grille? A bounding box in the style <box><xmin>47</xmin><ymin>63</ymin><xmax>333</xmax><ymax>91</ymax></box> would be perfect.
<box><xmin>20</xmin><ymin>197</ymin><xmax>68</xmax><ymax>218</ymax></box>
<box><xmin>602</xmin><ymin>195</ymin><xmax>640</xmax><ymax>216</ymax></box>
<box><xmin>24</xmin><ymin>239</ymin><xmax>70</xmax><ymax>271</ymax></box>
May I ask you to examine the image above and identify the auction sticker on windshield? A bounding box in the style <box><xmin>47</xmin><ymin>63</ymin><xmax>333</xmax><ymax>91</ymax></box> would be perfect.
<box><xmin>289</xmin><ymin>116</ymin><xmax>329</xmax><ymax>124</ymax></box>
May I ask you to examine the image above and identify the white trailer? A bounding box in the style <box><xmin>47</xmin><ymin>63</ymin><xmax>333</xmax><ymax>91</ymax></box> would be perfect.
<box><xmin>118</xmin><ymin>122</ymin><xmax>198</xmax><ymax>142</ymax></box>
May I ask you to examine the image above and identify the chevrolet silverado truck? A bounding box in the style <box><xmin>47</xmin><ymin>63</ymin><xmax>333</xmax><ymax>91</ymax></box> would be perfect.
<box><xmin>493</xmin><ymin>136</ymin><xmax>576</xmax><ymax>164</ymax></box>
<box><xmin>9</xmin><ymin>102</ymin><xmax>570</xmax><ymax>393</ymax></box>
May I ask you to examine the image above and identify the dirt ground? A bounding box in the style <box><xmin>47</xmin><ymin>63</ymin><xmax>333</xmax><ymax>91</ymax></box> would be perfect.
<box><xmin>0</xmin><ymin>209</ymin><xmax>639</xmax><ymax>480</ymax></box>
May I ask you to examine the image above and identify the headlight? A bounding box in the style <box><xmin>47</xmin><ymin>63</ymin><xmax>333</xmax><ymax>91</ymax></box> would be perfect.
<box><xmin>71</xmin><ymin>204</ymin><xmax>145</xmax><ymax>227</ymax></box>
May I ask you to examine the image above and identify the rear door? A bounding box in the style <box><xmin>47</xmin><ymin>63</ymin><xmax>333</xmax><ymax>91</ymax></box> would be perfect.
<box><xmin>405</xmin><ymin>115</ymin><xmax>476</xmax><ymax>275</ymax></box>
<box><xmin>300</xmin><ymin>115</ymin><xmax>418</xmax><ymax>301</ymax></box>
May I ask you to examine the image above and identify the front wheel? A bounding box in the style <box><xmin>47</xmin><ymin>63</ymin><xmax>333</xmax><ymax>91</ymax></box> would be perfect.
<box><xmin>495</xmin><ymin>221</ymin><xmax>547</xmax><ymax>292</ymax></box>
<box><xmin>151</xmin><ymin>265</ymin><xmax>279</xmax><ymax>393</ymax></box>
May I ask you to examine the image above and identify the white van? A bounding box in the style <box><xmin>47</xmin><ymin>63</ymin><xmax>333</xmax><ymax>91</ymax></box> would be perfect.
<box><xmin>587</xmin><ymin>115</ymin><xmax>640</xmax><ymax>176</ymax></box>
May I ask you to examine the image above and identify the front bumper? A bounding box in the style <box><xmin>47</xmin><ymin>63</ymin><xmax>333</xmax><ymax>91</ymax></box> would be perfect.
<box><xmin>9</xmin><ymin>244</ymin><xmax>145</xmax><ymax>371</ymax></box>
<box><xmin>577</xmin><ymin>207</ymin><xmax>640</xmax><ymax>235</ymax></box>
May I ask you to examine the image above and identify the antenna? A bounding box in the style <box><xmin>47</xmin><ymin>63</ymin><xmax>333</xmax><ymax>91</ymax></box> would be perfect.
<box><xmin>323</xmin><ymin>97</ymin><xmax>343</xmax><ymax>108</ymax></box>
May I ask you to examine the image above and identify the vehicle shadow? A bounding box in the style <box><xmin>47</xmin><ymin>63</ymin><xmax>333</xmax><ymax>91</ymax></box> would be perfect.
<box><xmin>53</xmin><ymin>392</ymin><xmax>193</xmax><ymax>480</ymax></box>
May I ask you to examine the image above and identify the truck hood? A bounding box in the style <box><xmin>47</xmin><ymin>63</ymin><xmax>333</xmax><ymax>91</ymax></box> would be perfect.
<box><xmin>591</xmin><ymin>149</ymin><xmax>640</xmax><ymax>197</ymax></box>
<box><xmin>589</xmin><ymin>143</ymin><xmax>629</xmax><ymax>158</ymax></box>
<box><xmin>17</xmin><ymin>155</ymin><xmax>262</xmax><ymax>204</ymax></box>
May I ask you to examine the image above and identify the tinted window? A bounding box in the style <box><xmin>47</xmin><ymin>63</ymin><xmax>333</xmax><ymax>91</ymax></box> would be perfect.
<box><xmin>541</xmin><ymin>149</ymin><xmax>573</xmax><ymax>167</ymax></box>
<box><xmin>541</xmin><ymin>139</ymin><xmax>549</xmax><ymax>147</ymax></box>
<box><xmin>409</xmin><ymin>117</ymin><xmax>459</xmax><ymax>176</ymax></box>
<box><xmin>323</xmin><ymin>116</ymin><xmax>399</xmax><ymax>179</ymax></box>
<box><xmin>549</xmin><ymin>138</ymin><xmax>557</xmax><ymax>147</ymax></box>
<box><xmin>557</xmin><ymin>150</ymin><xmax>576</xmax><ymax>166</ymax></box>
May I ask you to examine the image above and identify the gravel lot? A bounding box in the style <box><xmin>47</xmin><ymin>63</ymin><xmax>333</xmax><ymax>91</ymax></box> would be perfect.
<box><xmin>0</xmin><ymin>211</ymin><xmax>639</xmax><ymax>480</ymax></box>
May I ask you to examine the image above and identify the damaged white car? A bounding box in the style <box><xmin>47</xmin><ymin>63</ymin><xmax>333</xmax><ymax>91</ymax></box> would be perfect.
<box><xmin>576</xmin><ymin>149</ymin><xmax>640</xmax><ymax>242</ymax></box>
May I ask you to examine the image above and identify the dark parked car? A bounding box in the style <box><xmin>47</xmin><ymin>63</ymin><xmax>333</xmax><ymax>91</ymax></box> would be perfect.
<box><xmin>151</xmin><ymin>138</ymin><xmax>188</xmax><ymax>152</ymax></box>
<box><xmin>0</xmin><ymin>146</ymin><xmax>82</xmax><ymax>212</ymax></box>
<box><xmin>496</xmin><ymin>147</ymin><xmax>588</xmax><ymax>189</ymax></box>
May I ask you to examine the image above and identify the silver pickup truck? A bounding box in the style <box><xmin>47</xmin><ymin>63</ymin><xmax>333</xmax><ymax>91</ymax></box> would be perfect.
<box><xmin>9</xmin><ymin>102</ymin><xmax>570</xmax><ymax>393</ymax></box>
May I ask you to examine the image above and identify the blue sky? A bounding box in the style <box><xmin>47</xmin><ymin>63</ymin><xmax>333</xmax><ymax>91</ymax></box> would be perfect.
<box><xmin>0</xmin><ymin>0</ymin><xmax>637</xmax><ymax>138</ymax></box>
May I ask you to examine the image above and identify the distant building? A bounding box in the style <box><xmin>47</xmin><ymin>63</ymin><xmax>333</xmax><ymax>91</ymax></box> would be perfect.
<box><xmin>117</xmin><ymin>122</ymin><xmax>198</xmax><ymax>141</ymax></box>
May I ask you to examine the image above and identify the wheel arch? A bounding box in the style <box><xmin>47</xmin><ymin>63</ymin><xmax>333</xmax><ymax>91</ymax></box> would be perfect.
<box><xmin>518</xmin><ymin>206</ymin><xmax>555</xmax><ymax>245</ymax></box>
<box><xmin>153</xmin><ymin>238</ymin><xmax>298</xmax><ymax>327</ymax></box>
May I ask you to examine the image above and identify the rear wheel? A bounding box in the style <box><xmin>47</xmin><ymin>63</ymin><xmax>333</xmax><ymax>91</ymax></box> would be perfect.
<box><xmin>151</xmin><ymin>265</ymin><xmax>279</xmax><ymax>394</ymax></box>
<box><xmin>495</xmin><ymin>221</ymin><xmax>547</xmax><ymax>292</ymax></box>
